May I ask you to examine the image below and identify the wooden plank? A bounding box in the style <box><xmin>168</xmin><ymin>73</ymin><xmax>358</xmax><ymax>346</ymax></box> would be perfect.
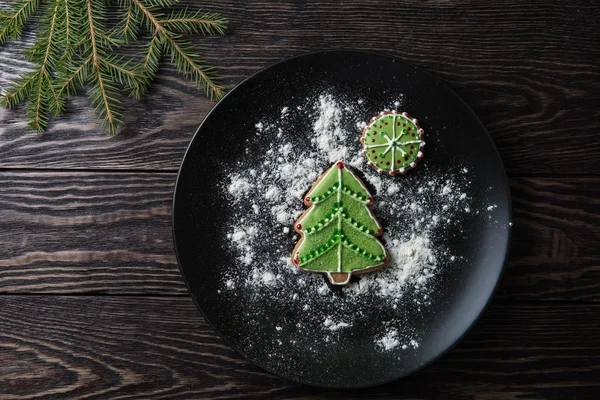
<box><xmin>0</xmin><ymin>0</ymin><xmax>599</xmax><ymax>174</ymax></box>
<box><xmin>0</xmin><ymin>296</ymin><xmax>598</xmax><ymax>399</ymax></box>
<box><xmin>498</xmin><ymin>177</ymin><xmax>600</xmax><ymax>301</ymax></box>
<box><xmin>0</xmin><ymin>172</ymin><xmax>186</xmax><ymax>294</ymax></box>
<box><xmin>0</xmin><ymin>172</ymin><xmax>598</xmax><ymax>300</ymax></box>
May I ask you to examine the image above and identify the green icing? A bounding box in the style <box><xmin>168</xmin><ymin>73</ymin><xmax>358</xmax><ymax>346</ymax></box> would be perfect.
<box><xmin>363</xmin><ymin>113</ymin><xmax>425</xmax><ymax>174</ymax></box>
<box><xmin>293</xmin><ymin>162</ymin><xmax>387</xmax><ymax>276</ymax></box>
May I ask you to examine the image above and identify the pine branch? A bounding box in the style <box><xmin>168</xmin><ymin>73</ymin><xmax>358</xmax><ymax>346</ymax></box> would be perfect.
<box><xmin>119</xmin><ymin>2</ymin><xmax>140</xmax><ymax>42</ymax></box>
<box><xmin>1</xmin><ymin>0</ymin><xmax>63</xmax><ymax>131</ymax></box>
<box><xmin>27</xmin><ymin>72</ymin><xmax>49</xmax><ymax>131</ymax></box>
<box><xmin>0</xmin><ymin>0</ymin><xmax>40</xmax><ymax>45</ymax></box>
<box><xmin>0</xmin><ymin>71</ymin><xmax>37</xmax><ymax>108</ymax></box>
<box><xmin>131</xmin><ymin>0</ymin><xmax>226</xmax><ymax>100</ymax></box>
<box><xmin>57</xmin><ymin>0</ymin><xmax>72</xmax><ymax>70</ymax></box>
<box><xmin>104</xmin><ymin>55</ymin><xmax>149</xmax><ymax>100</ymax></box>
<box><xmin>0</xmin><ymin>0</ymin><xmax>227</xmax><ymax>134</ymax></box>
<box><xmin>167</xmin><ymin>35</ymin><xmax>224</xmax><ymax>99</ymax></box>
<box><xmin>58</xmin><ymin>55</ymin><xmax>92</xmax><ymax>97</ymax></box>
<box><xmin>85</xmin><ymin>0</ymin><xmax>122</xmax><ymax>135</ymax></box>
<box><xmin>40</xmin><ymin>0</ymin><xmax>64</xmax><ymax>115</ymax></box>
<box><xmin>135</xmin><ymin>0</ymin><xmax>177</xmax><ymax>7</ymax></box>
<box><xmin>161</xmin><ymin>9</ymin><xmax>227</xmax><ymax>35</ymax></box>
<box><xmin>142</xmin><ymin>33</ymin><xmax>162</xmax><ymax>72</ymax></box>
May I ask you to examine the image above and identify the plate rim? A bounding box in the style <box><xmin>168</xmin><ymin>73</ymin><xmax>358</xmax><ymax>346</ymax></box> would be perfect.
<box><xmin>172</xmin><ymin>49</ymin><xmax>513</xmax><ymax>389</ymax></box>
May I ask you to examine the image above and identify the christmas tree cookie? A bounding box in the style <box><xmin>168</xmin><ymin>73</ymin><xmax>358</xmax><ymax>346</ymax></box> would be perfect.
<box><xmin>361</xmin><ymin>111</ymin><xmax>425</xmax><ymax>175</ymax></box>
<box><xmin>292</xmin><ymin>161</ymin><xmax>388</xmax><ymax>286</ymax></box>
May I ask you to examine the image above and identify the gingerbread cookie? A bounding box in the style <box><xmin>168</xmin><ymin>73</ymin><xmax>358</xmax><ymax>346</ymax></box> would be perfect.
<box><xmin>361</xmin><ymin>111</ymin><xmax>425</xmax><ymax>175</ymax></box>
<box><xmin>291</xmin><ymin>161</ymin><xmax>388</xmax><ymax>286</ymax></box>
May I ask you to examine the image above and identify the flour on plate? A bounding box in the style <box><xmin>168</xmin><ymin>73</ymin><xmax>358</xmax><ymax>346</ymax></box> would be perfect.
<box><xmin>220</xmin><ymin>92</ymin><xmax>493</xmax><ymax>356</ymax></box>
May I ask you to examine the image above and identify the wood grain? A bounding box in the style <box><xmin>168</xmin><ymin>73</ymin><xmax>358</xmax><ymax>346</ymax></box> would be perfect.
<box><xmin>0</xmin><ymin>296</ymin><xmax>598</xmax><ymax>399</ymax></box>
<box><xmin>498</xmin><ymin>177</ymin><xmax>600</xmax><ymax>301</ymax></box>
<box><xmin>0</xmin><ymin>0</ymin><xmax>599</xmax><ymax>174</ymax></box>
<box><xmin>1</xmin><ymin>1</ymin><xmax>599</xmax><ymax>397</ymax></box>
<box><xmin>0</xmin><ymin>171</ymin><xmax>598</xmax><ymax>300</ymax></box>
<box><xmin>0</xmin><ymin>172</ymin><xmax>186</xmax><ymax>294</ymax></box>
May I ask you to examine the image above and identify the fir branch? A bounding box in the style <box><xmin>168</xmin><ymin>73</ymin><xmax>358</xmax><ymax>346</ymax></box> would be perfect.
<box><xmin>40</xmin><ymin>0</ymin><xmax>64</xmax><ymax>115</ymax></box>
<box><xmin>85</xmin><ymin>0</ymin><xmax>122</xmax><ymax>135</ymax></box>
<box><xmin>0</xmin><ymin>71</ymin><xmax>37</xmax><ymax>108</ymax></box>
<box><xmin>0</xmin><ymin>0</ymin><xmax>40</xmax><ymax>45</ymax></box>
<box><xmin>58</xmin><ymin>55</ymin><xmax>92</xmax><ymax>97</ymax></box>
<box><xmin>0</xmin><ymin>0</ymin><xmax>227</xmax><ymax>134</ymax></box>
<box><xmin>28</xmin><ymin>72</ymin><xmax>49</xmax><ymax>131</ymax></box>
<box><xmin>2</xmin><ymin>0</ymin><xmax>63</xmax><ymax>131</ymax></box>
<box><xmin>119</xmin><ymin>2</ymin><xmax>140</xmax><ymax>42</ymax></box>
<box><xmin>136</xmin><ymin>32</ymin><xmax>163</xmax><ymax>98</ymax></box>
<box><xmin>131</xmin><ymin>0</ymin><xmax>226</xmax><ymax>100</ymax></box>
<box><xmin>137</xmin><ymin>0</ymin><xmax>177</xmax><ymax>8</ymax></box>
<box><xmin>143</xmin><ymin>33</ymin><xmax>162</xmax><ymax>72</ymax></box>
<box><xmin>161</xmin><ymin>9</ymin><xmax>227</xmax><ymax>35</ymax></box>
<box><xmin>131</xmin><ymin>0</ymin><xmax>166</xmax><ymax>35</ymax></box>
<box><xmin>167</xmin><ymin>35</ymin><xmax>224</xmax><ymax>99</ymax></box>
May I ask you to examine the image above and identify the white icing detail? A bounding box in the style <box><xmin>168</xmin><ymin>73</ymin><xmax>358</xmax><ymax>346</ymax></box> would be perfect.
<box><xmin>380</xmin><ymin>145</ymin><xmax>392</xmax><ymax>157</ymax></box>
<box><xmin>365</xmin><ymin>143</ymin><xmax>389</xmax><ymax>149</ymax></box>
<box><xmin>305</xmin><ymin>210</ymin><xmax>338</xmax><ymax>235</ymax></box>
<box><xmin>342</xmin><ymin>215</ymin><xmax>376</xmax><ymax>238</ymax></box>
<box><xmin>401</xmin><ymin>140</ymin><xmax>424</xmax><ymax>145</ymax></box>
<box><xmin>337</xmin><ymin>165</ymin><xmax>342</xmax><ymax>273</ymax></box>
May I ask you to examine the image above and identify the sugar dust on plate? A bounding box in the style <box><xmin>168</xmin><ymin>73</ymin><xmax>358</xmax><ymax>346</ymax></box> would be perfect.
<box><xmin>221</xmin><ymin>91</ymin><xmax>496</xmax><ymax>356</ymax></box>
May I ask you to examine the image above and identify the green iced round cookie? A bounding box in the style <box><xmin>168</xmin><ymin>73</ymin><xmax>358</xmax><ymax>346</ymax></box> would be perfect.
<box><xmin>361</xmin><ymin>111</ymin><xmax>425</xmax><ymax>175</ymax></box>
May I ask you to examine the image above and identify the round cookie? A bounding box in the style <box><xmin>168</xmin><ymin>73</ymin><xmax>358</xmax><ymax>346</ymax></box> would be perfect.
<box><xmin>360</xmin><ymin>111</ymin><xmax>425</xmax><ymax>175</ymax></box>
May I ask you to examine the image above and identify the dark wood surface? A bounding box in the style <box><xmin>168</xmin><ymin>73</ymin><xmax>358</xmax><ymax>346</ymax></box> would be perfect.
<box><xmin>0</xmin><ymin>0</ymin><xmax>599</xmax><ymax>398</ymax></box>
<box><xmin>1</xmin><ymin>297</ymin><xmax>599</xmax><ymax>399</ymax></box>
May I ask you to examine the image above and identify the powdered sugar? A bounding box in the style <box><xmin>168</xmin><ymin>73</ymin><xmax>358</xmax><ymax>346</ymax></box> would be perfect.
<box><xmin>370</xmin><ymin>235</ymin><xmax>437</xmax><ymax>298</ymax></box>
<box><xmin>219</xmin><ymin>92</ymin><xmax>494</xmax><ymax>360</ymax></box>
<box><xmin>228</xmin><ymin>225</ymin><xmax>258</xmax><ymax>266</ymax></box>
<box><xmin>228</xmin><ymin>176</ymin><xmax>251</xmax><ymax>195</ymax></box>
<box><xmin>313</xmin><ymin>94</ymin><xmax>351</xmax><ymax>162</ymax></box>
<box><xmin>323</xmin><ymin>317</ymin><xmax>352</xmax><ymax>331</ymax></box>
<box><xmin>377</xmin><ymin>329</ymin><xmax>400</xmax><ymax>350</ymax></box>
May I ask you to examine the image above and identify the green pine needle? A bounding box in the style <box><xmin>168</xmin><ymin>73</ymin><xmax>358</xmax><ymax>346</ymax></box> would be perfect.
<box><xmin>0</xmin><ymin>0</ymin><xmax>227</xmax><ymax>135</ymax></box>
<box><xmin>161</xmin><ymin>9</ymin><xmax>227</xmax><ymax>35</ymax></box>
<box><xmin>0</xmin><ymin>0</ymin><xmax>40</xmax><ymax>45</ymax></box>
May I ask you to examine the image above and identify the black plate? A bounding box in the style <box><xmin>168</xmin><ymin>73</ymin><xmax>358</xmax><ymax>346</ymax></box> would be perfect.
<box><xmin>173</xmin><ymin>50</ymin><xmax>511</xmax><ymax>388</ymax></box>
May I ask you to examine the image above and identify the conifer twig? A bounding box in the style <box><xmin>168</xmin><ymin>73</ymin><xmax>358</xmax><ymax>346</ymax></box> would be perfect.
<box><xmin>0</xmin><ymin>0</ymin><xmax>227</xmax><ymax>134</ymax></box>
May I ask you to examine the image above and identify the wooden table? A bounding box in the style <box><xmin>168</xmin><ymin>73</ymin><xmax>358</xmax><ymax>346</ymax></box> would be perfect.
<box><xmin>1</xmin><ymin>1</ymin><xmax>599</xmax><ymax>398</ymax></box>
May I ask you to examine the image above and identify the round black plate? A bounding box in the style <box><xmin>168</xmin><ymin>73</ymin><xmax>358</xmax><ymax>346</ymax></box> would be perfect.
<box><xmin>173</xmin><ymin>50</ymin><xmax>511</xmax><ymax>388</ymax></box>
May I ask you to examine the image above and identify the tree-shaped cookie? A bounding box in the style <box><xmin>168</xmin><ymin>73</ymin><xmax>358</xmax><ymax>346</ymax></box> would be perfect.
<box><xmin>292</xmin><ymin>161</ymin><xmax>388</xmax><ymax>285</ymax></box>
